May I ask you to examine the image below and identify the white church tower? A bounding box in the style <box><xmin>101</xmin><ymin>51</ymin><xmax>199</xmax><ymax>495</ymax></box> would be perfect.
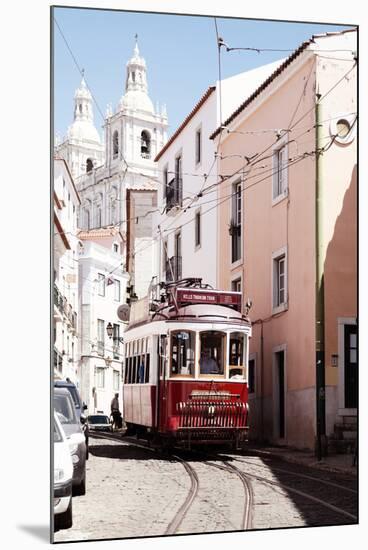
<box><xmin>64</xmin><ymin>37</ymin><xmax>168</xmax><ymax>300</ymax></box>
<box><xmin>56</xmin><ymin>73</ymin><xmax>104</xmax><ymax>180</ymax></box>
<box><xmin>104</xmin><ymin>35</ymin><xmax>168</xmax><ymax>172</ymax></box>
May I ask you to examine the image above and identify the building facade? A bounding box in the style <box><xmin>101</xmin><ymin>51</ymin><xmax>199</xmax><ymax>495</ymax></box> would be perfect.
<box><xmin>152</xmin><ymin>60</ymin><xmax>284</xmax><ymax>291</ymax></box>
<box><xmin>212</xmin><ymin>30</ymin><xmax>357</xmax><ymax>451</ymax></box>
<box><xmin>78</xmin><ymin>232</ymin><xmax>129</xmax><ymax>415</ymax></box>
<box><xmin>53</xmin><ymin>157</ymin><xmax>81</xmax><ymax>383</ymax></box>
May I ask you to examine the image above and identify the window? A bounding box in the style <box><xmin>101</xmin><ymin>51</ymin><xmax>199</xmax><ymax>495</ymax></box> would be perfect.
<box><xmin>231</xmin><ymin>182</ymin><xmax>242</xmax><ymax>263</ymax></box>
<box><xmin>162</xmin><ymin>239</ymin><xmax>168</xmax><ymax>280</ymax></box>
<box><xmin>86</xmin><ymin>158</ymin><xmax>93</xmax><ymax>173</ymax></box>
<box><xmin>114</xmin><ymin>280</ymin><xmax>121</xmax><ymax>301</ymax></box>
<box><xmin>273</xmin><ymin>142</ymin><xmax>288</xmax><ymax>201</ymax></box>
<box><xmin>248</xmin><ymin>358</ymin><xmax>255</xmax><ymax>394</ymax></box>
<box><xmin>96</xmin><ymin>367</ymin><xmax>105</xmax><ymax>388</ymax></box>
<box><xmin>171</xmin><ymin>331</ymin><xmax>195</xmax><ymax>376</ymax></box>
<box><xmin>229</xmin><ymin>332</ymin><xmax>246</xmax><ymax>379</ymax></box>
<box><xmin>195</xmin><ymin>127</ymin><xmax>202</xmax><ymax>164</ymax></box>
<box><xmin>199</xmin><ymin>331</ymin><xmax>225</xmax><ymax>375</ymax></box>
<box><xmin>163</xmin><ymin>166</ymin><xmax>168</xmax><ymax>200</ymax></box>
<box><xmin>94</xmin><ymin>204</ymin><xmax>102</xmax><ymax>228</ymax></box>
<box><xmin>174</xmin><ymin>232</ymin><xmax>182</xmax><ymax>280</ymax></box>
<box><xmin>113</xmin><ymin>324</ymin><xmax>120</xmax><ymax>360</ymax></box>
<box><xmin>97</xmin><ymin>319</ymin><xmax>104</xmax><ymax>356</ymax></box>
<box><xmin>113</xmin><ymin>370</ymin><xmax>120</xmax><ymax>391</ymax></box>
<box><xmin>113</xmin><ymin>131</ymin><xmax>119</xmax><ymax>159</ymax></box>
<box><xmin>98</xmin><ymin>273</ymin><xmax>105</xmax><ymax>296</ymax></box>
<box><xmin>195</xmin><ymin>210</ymin><xmax>201</xmax><ymax>248</ymax></box>
<box><xmin>175</xmin><ymin>155</ymin><xmax>183</xmax><ymax>206</ymax></box>
<box><xmin>232</xmin><ymin>278</ymin><xmax>242</xmax><ymax>293</ymax></box>
<box><xmin>141</xmin><ymin>130</ymin><xmax>151</xmax><ymax>159</ymax></box>
<box><xmin>272</xmin><ymin>249</ymin><xmax>287</xmax><ymax>311</ymax></box>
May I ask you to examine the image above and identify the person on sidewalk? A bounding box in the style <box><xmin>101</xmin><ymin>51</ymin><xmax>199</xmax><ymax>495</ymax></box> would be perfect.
<box><xmin>110</xmin><ymin>393</ymin><xmax>122</xmax><ymax>429</ymax></box>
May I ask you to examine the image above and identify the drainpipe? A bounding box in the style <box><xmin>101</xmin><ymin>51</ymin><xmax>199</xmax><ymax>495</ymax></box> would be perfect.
<box><xmin>315</xmin><ymin>93</ymin><xmax>327</xmax><ymax>460</ymax></box>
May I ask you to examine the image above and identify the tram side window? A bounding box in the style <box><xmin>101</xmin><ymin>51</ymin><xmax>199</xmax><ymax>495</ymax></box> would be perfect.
<box><xmin>199</xmin><ymin>331</ymin><xmax>225</xmax><ymax>375</ymax></box>
<box><xmin>124</xmin><ymin>358</ymin><xmax>129</xmax><ymax>384</ymax></box>
<box><xmin>145</xmin><ymin>354</ymin><xmax>150</xmax><ymax>383</ymax></box>
<box><xmin>229</xmin><ymin>332</ymin><xmax>246</xmax><ymax>379</ymax></box>
<box><xmin>171</xmin><ymin>331</ymin><xmax>195</xmax><ymax>376</ymax></box>
<box><xmin>138</xmin><ymin>355</ymin><xmax>145</xmax><ymax>383</ymax></box>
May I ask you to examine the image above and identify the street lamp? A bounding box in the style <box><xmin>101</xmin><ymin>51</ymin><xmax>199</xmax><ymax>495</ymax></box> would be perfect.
<box><xmin>106</xmin><ymin>322</ymin><xmax>124</xmax><ymax>344</ymax></box>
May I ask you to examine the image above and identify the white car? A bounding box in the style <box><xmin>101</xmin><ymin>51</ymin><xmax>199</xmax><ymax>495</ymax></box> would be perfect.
<box><xmin>54</xmin><ymin>411</ymin><xmax>73</xmax><ymax>530</ymax></box>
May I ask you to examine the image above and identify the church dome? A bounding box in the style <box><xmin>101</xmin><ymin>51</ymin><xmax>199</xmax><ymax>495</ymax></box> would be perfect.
<box><xmin>120</xmin><ymin>90</ymin><xmax>154</xmax><ymax>114</ymax></box>
<box><xmin>68</xmin><ymin>75</ymin><xmax>101</xmax><ymax>144</ymax></box>
<box><xmin>67</xmin><ymin>120</ymin><xmax>101</xmax><ymax>143</ymax></box>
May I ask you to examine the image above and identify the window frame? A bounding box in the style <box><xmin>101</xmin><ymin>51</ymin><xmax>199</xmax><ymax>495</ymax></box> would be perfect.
<box><xmin>231</xmin><ymin>180</ymin><xmax>242</xmax><ymax>264</ymax></box>
<box><xmin>194</xmin><ymin>209</ymin><xmax>201</xmax><ymax>249</ymax></box>
<box><xmin>114</xmin><ymin>279</ymin><xmax>121</xmax><ymax>302</ymax></box>
<box><xmin>97</xmin><ymin>273</ymin><xmax>105</xmax><ymax>297</ymax></box>
<box><xmin>272</xmin><ymin>137</ymin><xmax>289</xmax><ymax>204</ymax></box>
<box><xmin>97</xmin><ymin>318</ymin><xmax>105</xmax><ymax>356</ymax></box>
<box><xmin>170</xmin><ymin>330</ymin><xmax>196</xmax><ymax>377</ymax></box>
<box><xmin>272</xmin><ymin>247</ymin><xmax>288</xmax><ymax>314</ymax></box>
<box><xmin>199</xmin><ymin>330</ymin><xmax>226</xmax><ymax>378</ymax></box>
<box><xmin>195</xmin><ymin>126</ymin><xmax>202</xmax><ymax>166</ymax></box>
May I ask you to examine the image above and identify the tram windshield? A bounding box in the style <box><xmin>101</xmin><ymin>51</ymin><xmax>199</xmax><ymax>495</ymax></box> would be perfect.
<box><xmin>199</xmin><ymin>331</ymin><xmax>225</xmax><ymax>375</ymax></box>
<box><xmin>171</xmin><ymin>330</ymin><xmax>195</xmax><ymax>376</ymax></box>
<box><xmin>229</xmin><ymin>332</ymin><xmax>246</xmax><ymax>379</ymax></box>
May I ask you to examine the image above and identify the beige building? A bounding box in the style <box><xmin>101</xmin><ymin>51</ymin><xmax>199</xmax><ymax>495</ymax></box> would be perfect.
<box><xmin>212</xmin><ymin>29</ymin><xmax>357</xmax><ymax>451</ymax></box>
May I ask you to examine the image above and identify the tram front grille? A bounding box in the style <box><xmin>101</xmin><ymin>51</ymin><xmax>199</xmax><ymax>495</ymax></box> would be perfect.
<box><xmin>176</xmin><ymin>400</ymin><xmax>247</xmax><ymax>428</ymax></box>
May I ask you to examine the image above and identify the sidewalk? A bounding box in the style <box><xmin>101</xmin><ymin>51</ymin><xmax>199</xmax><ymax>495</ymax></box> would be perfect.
<box><xmin>246</xmin><ymin>444</ymin><xmax>357</xmax><ymax>476</ymax></box>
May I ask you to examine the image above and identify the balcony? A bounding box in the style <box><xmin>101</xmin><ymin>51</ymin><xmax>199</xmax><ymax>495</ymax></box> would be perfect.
<box><xmin>54</xmin><ymin>346</ymin><xmax>63</xmax><ymax>373</ymax></box>
<box><xmin>166</xmin><ymin>177</ymin><xmax>182</xmax><ymax>212</ymax></box>
<box><xmin>53</xmin><ymin>283</ymin><xmax>78</xmax><ymax>328</ymax></box>
<box><xmin>166</xmin><ymin>256</ymin><xmax>182</xmax><ymax>282</ymax></box>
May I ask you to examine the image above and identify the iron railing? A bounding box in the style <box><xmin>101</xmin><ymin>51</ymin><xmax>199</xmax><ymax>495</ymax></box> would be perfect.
<box><xmin>166</xmin><ymin>177</ymin><xmax>183</xmax><ymax>210</ymax></box>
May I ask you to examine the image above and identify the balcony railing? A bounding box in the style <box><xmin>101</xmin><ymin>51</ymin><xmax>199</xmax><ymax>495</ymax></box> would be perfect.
<box><xmin>166</xmin><ymin>177</ymin><xmax>183</xmax><ymax>211</ymax></box>
<box><xmin>166</xmin><ymin>256</ymin><xmax>182</xmax><ymax>282</ymax></box>
<box><xmin>54</xmin><ymin>283</ymin><xmax>77</xmax><ymax>328</ymax></box>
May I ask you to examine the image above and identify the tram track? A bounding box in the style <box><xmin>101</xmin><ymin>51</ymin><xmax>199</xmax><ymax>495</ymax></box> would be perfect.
<box><xmin>218</xmin><ymin>453</ymin><xmax>357</xmax><ymax>522</ymax></box>
<box><xmin>90</xmin><ymin>433</ymin><xmax>356</xmax><ymax>528</ymax></box>
<box><xmin>90</xmin><ymin>433</ymin><xmax>253</xmax><ymax>533</ymax></box>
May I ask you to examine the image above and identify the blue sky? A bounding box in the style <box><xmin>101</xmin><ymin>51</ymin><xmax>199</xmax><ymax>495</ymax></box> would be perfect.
<box><xmin>53</xmin><ymin>6</ymin><xmax>352</xmax><ymax>140</ymax></box>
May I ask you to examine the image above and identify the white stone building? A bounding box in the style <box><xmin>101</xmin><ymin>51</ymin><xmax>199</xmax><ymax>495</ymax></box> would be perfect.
<box><xmin>57</xmin><ymin>38</ymin><xmax>168</xmax><ymax>300</ymax></box>
<box><xmin>152</xmin><ymin>60</ymin><xmax>285</xmax><ymax>292</ymax></box>
<box><xmin>77</xmin><ymin>232</ymin><xmax>129</xmax><ymax>415</ymax></box>
<box><xmin>53</xmin><ymin>157</ymin><xmax>81</xmax><ymax>382</ymax></box>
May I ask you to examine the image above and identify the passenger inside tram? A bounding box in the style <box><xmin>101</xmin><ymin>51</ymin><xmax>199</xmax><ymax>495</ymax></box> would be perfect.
<box><xmin>199</xmin><ymin>349</ymin><xmax>219</xmax><ymax>374</ymax></box>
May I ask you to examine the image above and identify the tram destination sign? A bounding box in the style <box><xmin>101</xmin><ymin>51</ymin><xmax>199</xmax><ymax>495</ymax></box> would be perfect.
<box><xmin>176</xmin><ymin>288</ymin><xmax>242</xmax><ymax>312</ymax></box>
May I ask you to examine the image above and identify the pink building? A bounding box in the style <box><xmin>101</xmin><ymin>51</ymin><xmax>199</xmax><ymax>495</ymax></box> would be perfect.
<box><xmin>212</xmin><ymin>30</ymin><xmax>357</xmax><ymax>451</ymax></box>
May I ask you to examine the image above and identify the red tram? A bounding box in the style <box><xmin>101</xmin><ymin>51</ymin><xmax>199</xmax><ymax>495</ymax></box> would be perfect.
<box><xmin>122</xmin><ymin>279</ymin><xmax>252</xmax><ymax>449</ymax></box>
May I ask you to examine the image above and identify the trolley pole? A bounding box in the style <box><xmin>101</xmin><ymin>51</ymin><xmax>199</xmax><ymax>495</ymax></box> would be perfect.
<box><xmin>315</xmin><ymin>95</ymin><xmax>327</xmax><ymax>460</ymax></box>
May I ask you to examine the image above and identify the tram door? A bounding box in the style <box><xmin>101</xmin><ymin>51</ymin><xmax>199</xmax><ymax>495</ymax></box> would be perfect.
<box><xmin>155</xmin><ymin>334</ymin><xmax>167</xmax><ymax>430</ymax></box>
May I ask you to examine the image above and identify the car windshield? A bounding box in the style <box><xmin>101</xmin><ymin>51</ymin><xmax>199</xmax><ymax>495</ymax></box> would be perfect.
<box><xmin>54</xmin><ymin>420</ymin><xmax>62</xmax><ymax>443</ymax></box>
<box><xmin>54</xmin><ymin>393</ymin><xmax>77</xmax><ymax>424</ymax></box>
<box><xmin>88</xmin><ymin>415</ymin><xmax>109</xmax><ymax>424</ymax></box>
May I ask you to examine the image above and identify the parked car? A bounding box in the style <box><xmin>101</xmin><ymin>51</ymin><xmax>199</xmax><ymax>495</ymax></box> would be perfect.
<box><xmin>54</xmin><ymin>380</ymin><xmax>89</xmax><ymax>459</ymax></box>
<box><xmin>54</xmin><ymin>387</ymin><xmax>87</xmax><ymax>496</ymax></box>
<box><xmin>54</xmin><ymin>411</ymin><xmax>73</xmax><ymax>530</ymax></box>
<box><xmin>87</xmin><ymin>414</ymin><xmax>113</xmax><ymax>433</ymax></box>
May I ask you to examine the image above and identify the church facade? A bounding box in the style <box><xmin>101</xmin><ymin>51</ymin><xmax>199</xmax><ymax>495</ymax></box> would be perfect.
<box><xmin>56</xmin><ymin>38</ymin><xmax>168</xmax><ymax>299</ymax></box>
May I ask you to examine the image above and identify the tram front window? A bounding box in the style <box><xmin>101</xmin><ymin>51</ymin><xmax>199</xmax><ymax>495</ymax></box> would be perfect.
<box><xmin>171</xmin><ymin>331</ymin><xmax>195</xmax><ymax>376</ymax></box>
<box><xmin>199</xmin><ymin>331</ymin><xmax>225</xmax><ymax>375</ymax></box>
<box><xmin>229</xmin><ymin>332</ymin><xmax>246</xmax><ymax>379</ymax></box>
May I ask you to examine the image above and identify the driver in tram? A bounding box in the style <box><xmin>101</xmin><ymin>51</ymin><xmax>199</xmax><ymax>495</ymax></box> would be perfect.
<box><xmin>200</xmin><ymin>348</ymin><xmax>219</xmax><ymax>374</ymax></box>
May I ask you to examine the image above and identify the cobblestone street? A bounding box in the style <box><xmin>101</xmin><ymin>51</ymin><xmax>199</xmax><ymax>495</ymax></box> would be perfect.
<box><xmin>54</xmin><ymin>436</ymin><xmax>357</xmax><ymax>543</ymax></box>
